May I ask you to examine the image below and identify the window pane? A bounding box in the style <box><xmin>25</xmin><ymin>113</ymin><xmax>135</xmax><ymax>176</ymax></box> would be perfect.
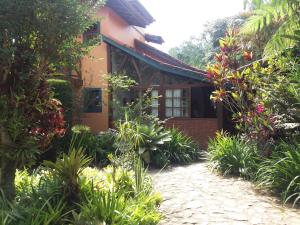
<box><xmin>182</xmin><ymin>89</ymin><xmax>188</xmax><ymax>98</ymax></box>
<box><xmin>166</xmin><ymin>90</ymin><xmax>172</xmax><ymax>98</ymax></box>
<box><xmin>151</xmin><ymin>90</ymin><xmax>158</xmax><ymax>97</ymax></box>
<box><xmin>152</xmin><ymin>108</ymin><xmax>158</xmax><ymax>117</ymax></box>
<box><xmin>83</xmin><ymin>22</ymin><xmax>100</xmax><ymax>42</ymax></box>
<box><xmin>173</xmin><ymin>108</ymin><xmax>181</xmax><ymax>117</ymax></box>
<box><xmin>166</xmin><ymin>108</ymin><xmax>172</xmax><ymax>117</ymax></box>
<box><xmin>84</xmin><ymin>88</ymin><xmax>102</xmax><ymax>113</ymax></box>
<box><xmin>173</xmin><ymin>89</ymin><xmax>181</xmax><ymax>98</ymax></box>
<box><xmin>165</xmin><ymin>89</ymin><xmax>189</xmax><ymax>118</ymax></box>
<box><xmin>173</xmin><ymin>98</ymin><xmax>180</xmax><ymax>107</ymax></box>
<box><xmin>152</xmin><ymin>99</ymin><xmax>158</xmax><ymax>106</ymax></box>
<box><xmin>166</xmin><ymin>98</ymin><xmax>172</xmax><ymax>107</ymax></box>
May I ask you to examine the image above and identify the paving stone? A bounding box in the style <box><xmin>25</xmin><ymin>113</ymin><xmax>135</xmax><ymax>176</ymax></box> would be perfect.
<box><xmin>151</xmin><ymin>162</ymin><xmax>300</xmax><ymax>225</ymax></box>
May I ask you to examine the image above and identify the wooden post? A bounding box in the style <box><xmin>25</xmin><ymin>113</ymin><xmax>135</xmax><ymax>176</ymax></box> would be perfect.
<box><xmin>217</xmin><ymin>102</ymin><xmax>224</xmax><ymax>130</ymax></box>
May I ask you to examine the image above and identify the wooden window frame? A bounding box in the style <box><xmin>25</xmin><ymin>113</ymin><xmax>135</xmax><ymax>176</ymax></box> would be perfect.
<box><xmin>164</xmin><ymin>88</ymin><xmax>190</xmax><ymax>118</ymax></box>
<box><xmin>83</xmin><ymin>88</ymin><xmax>102</xmax><ymax>113</ymax></box>
<box><xmin>83</xmin><ymin>22</ymin><xmax>100</xmax><ymax>42</ymax></box>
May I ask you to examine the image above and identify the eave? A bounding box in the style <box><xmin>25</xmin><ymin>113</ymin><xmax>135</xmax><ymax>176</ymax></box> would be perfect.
<box><xmin>106</xmin><ymin>0</ymin><xmax>154</xmax><ymax>28</ymax></box>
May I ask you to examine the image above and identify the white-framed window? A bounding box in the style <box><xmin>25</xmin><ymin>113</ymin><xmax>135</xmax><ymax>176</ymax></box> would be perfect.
<box><xmin>165</xmin><ymin>89</ymin><xmax>189</xmax><ymax>118</ymax></box>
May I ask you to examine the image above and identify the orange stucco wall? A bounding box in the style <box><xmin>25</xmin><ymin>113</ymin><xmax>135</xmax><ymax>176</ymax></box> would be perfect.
<box><xmin>80</xmin><ymin>6</ymin><xmax>145</xmax><ymax>133</ymax></box>
<box><xmin>100</xmin><ymin>7</ymin><xmax>145</xmax><ymax>47</ymax></box>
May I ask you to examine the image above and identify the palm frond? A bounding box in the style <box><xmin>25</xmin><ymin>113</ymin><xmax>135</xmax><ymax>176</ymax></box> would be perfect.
<box><xmin>263</xmin><ymin>17</ymin><xmax>298</xmax><ymax>56</ymax></box>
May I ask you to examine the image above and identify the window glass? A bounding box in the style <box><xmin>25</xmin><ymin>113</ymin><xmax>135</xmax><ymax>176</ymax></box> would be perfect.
<box><xmin>166</xmin><ymin>99</ymin><xmax>172</xmax><ymax>107</ymax></box>
<box><xmin>173</xmin><ymin>89</ymin><xmax>181</xmax><ymax>98</ymax></box>
<box><xmin>166</xmin><ymin>90</ymin><xmax>172</xmax><ymax>98</ymax></box>
<box><xmin>166</xmin><ymin>108</ymin><xmax>172</xmax><ymax>117</ymax></box>
<box><xmin>83</xmin><ymin>22</ymin><xmax>100</xmax><ymax>42</ymax></box>
<box><xmin>165</xmin><ymin>89</ymin><xmax>189</xmax><ymax>118</ymax></box>
<box><xmin>151</xmin><ymin>90</ymin><xmax>159</xmax><ymax>117</ymax></box>
<box><xmin>84</xmin><ymin>88</ymin><xmax>102</xmax><ymax>113</ymax></box>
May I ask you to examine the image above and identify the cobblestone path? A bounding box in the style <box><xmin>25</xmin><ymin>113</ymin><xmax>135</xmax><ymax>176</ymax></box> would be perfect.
<box><xmin>151</xmin><ymin>162</ymin><xmax>300</xmax><ymax>225</ymax></box>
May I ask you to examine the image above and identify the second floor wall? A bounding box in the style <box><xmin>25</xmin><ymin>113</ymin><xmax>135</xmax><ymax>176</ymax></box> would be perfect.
<box><xmin>98</xmin><ymin>6</ymin><xmax>146</xmax><ymax>48</ymax></box>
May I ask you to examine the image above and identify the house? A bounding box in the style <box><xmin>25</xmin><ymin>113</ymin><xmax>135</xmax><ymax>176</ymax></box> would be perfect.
<box><xmin>76</xmin><ymin>0</ymin><xmax>224</xmax><ymax>147</ymax></box>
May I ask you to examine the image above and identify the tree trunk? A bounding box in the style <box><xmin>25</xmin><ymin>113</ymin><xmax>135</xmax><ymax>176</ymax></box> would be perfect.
<box><xmin>0</xmin><ymin>127</ymin><xmax>17</xmax><ymax>201</ymax></box>
<box><xmin>0</xmin><ymin>157</ymin><xmax>17</xmax><ymax>201</ymax></box>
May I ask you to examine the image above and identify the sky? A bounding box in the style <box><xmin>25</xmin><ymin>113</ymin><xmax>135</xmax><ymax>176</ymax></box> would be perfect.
<box><xmin>139</xmin><ymin>0</ymin><xmax>245</xmax><ymax>52</ymax></box>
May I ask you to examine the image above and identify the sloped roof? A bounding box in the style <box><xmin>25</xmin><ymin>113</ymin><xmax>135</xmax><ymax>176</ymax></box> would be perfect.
<box><xmin>106</xmin><ymin>0</ymin><xmax>154</xmax><ymax>28</ymax></box>
<box><xmin>102</xmin><ymin>36</ymin><xmax>208</xmax><ymax>82</ymax></box>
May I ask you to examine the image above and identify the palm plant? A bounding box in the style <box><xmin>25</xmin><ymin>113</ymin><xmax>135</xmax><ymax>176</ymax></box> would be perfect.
<box><xmin>242</xmin><ymin>0</ymin><xmax>300</xmax><ymax>56</ymax></box>
<box><xmin>116</xmin><ymin>113</ymin><xmax>171</xmax><ymax>164</ymax></box>
<box><xmin>43</xmin><ymin>147</ymin><xmax>91</xmax><ymax>205</ymax></box>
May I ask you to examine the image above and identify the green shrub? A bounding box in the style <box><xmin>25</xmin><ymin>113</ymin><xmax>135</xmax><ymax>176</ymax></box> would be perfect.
<box><xmin>47</xmin><ymin>78</ymin><xmax>73</xmax><ymax>125</ymax></box>
<box><xmin>208</xmin><ymin>132</ymin><xmax>260</xmax><ymax>178</ymax></box>
<box><xmin>115</xmin><ymin>116</ymin><xmax>171</xmax><ymax>165</ymax></box>
<box><xmin>151</xmin><ymin>128</ymin><xmax>201</xmax><ymax>168</ymax></box>
<box><xmin>164</xmin><ymin>128</ymin><xmax>200</xmax><ymax>165</ymax></box>
<box><xmin>256</xmin><ymin>141</ymin><xmax>300</xmax><ymax>206</ymax></box>
<box><xmin>3</xmin><ymin>163</ymin><xmax>161</xmax><ymax>225</ymax></box>
<box><xmin>78</xmin><ymin>189</ymin><xmax>126</xmax><ymax>224</ymax></box>
<box><xmin>71</xmin><ymin>125</ymin><xmax>117</xmax><ymax>167</ymax></box>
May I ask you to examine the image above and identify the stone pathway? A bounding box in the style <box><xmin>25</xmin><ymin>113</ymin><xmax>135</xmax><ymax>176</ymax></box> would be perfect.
<box><xmin>151</xmin><ymin>162</ymin><xmax>300</xmax><ymax>225</ymax></box>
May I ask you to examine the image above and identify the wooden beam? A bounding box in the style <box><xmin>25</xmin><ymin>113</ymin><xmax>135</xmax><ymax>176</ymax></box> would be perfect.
<box><xmin>131</xmin><ymin>58</ymin><xmax>142</xmax><ymax>83</ymax></box>
<box><xmin>117</xmin><ymin>55</ymin><xmax>129</xmax><ymax>73</ymax></box>
<box><xmin>217</xmin><ymin>102</ymin><xmax>224</xmax><ymax>130</ymax></box>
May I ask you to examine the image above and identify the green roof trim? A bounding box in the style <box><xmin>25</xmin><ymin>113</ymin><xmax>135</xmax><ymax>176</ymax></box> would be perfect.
<box><xmin>102</xmin><ymin>36</ymin><xmax>209</xmax><ymax>83</ymax></box>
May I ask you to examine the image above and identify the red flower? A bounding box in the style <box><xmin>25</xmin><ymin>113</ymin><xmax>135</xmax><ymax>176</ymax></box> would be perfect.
<box><xmin>256</xmin><ymin>103</ymin><xmax>264</xmax><ymax>114</ymax></box>
<box><xmin>243</xmin><ymin>51</ymin><xmax>253</xmax><ymax>61</ymax></box>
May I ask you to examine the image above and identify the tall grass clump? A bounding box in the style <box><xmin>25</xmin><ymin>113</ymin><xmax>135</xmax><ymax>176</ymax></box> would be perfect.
<box><xmin>208</xmin><ymin>131</ymin><xmax>260</xmax><ymax>179</ymax></box>
<box><xmin>256</xmin><ymin>141</ymin><xmax>300</xmax><ymax>207</ymax></box>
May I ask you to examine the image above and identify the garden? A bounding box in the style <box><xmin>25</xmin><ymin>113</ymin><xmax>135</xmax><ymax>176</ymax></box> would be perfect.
<box><xmin>0</xmin><ymin>0</ymin><xmax>300</xmax><ymax>224</ymax></box>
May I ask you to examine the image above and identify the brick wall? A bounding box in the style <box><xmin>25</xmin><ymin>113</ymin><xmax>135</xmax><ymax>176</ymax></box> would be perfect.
<box><xmin>165</xmin><ymin>118</ymin><xmax>219</xmax><ymax>149</ymax></box>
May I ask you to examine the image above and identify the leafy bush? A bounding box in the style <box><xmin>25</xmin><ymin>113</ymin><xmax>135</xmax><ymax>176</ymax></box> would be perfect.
<box><xmin>208</xmin><ymin>132</ymin><xmax>260</xmax><ymax>178</ymax></box>
<box><xmin>70</xmin><ymin>125</ymin><xmax>117</xmax><ymax>167</ymax></box>
<box><xmin>0</xmin><ymin>131</ymin><xmax>161</xmax><ymax>225</ymax></box>
<box><xmin>116</xmin><ymin>114</ymin><xmax>201</xmax><ymax>168</ymax></box>
<box><xmin>47</xmin><ymin>78</ymin><xmax>73</xmax><ymax>125</ymax></box>
<box><xmin>256</xmin><ymin>141</ymin><xmax>300</xmax><ymax>206</ymax></box>
<box><xmin>115</xmin><ymin>115</ymin><xmax>171</xmax><ymax>165</ymax></box>
<box><xmin>152</xmin><ymin>128</ymin><xmax>201</xmax><ymax>168</ymax></box>
<box><xmin>44</xmin><ymin>148</ymin><xmax>91</xmax><ymax>205</ymax></box>
<box><xmin>166</xmin><ymin>128</ymin><xmax>200</xmax><ymax>164</ymax></box>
